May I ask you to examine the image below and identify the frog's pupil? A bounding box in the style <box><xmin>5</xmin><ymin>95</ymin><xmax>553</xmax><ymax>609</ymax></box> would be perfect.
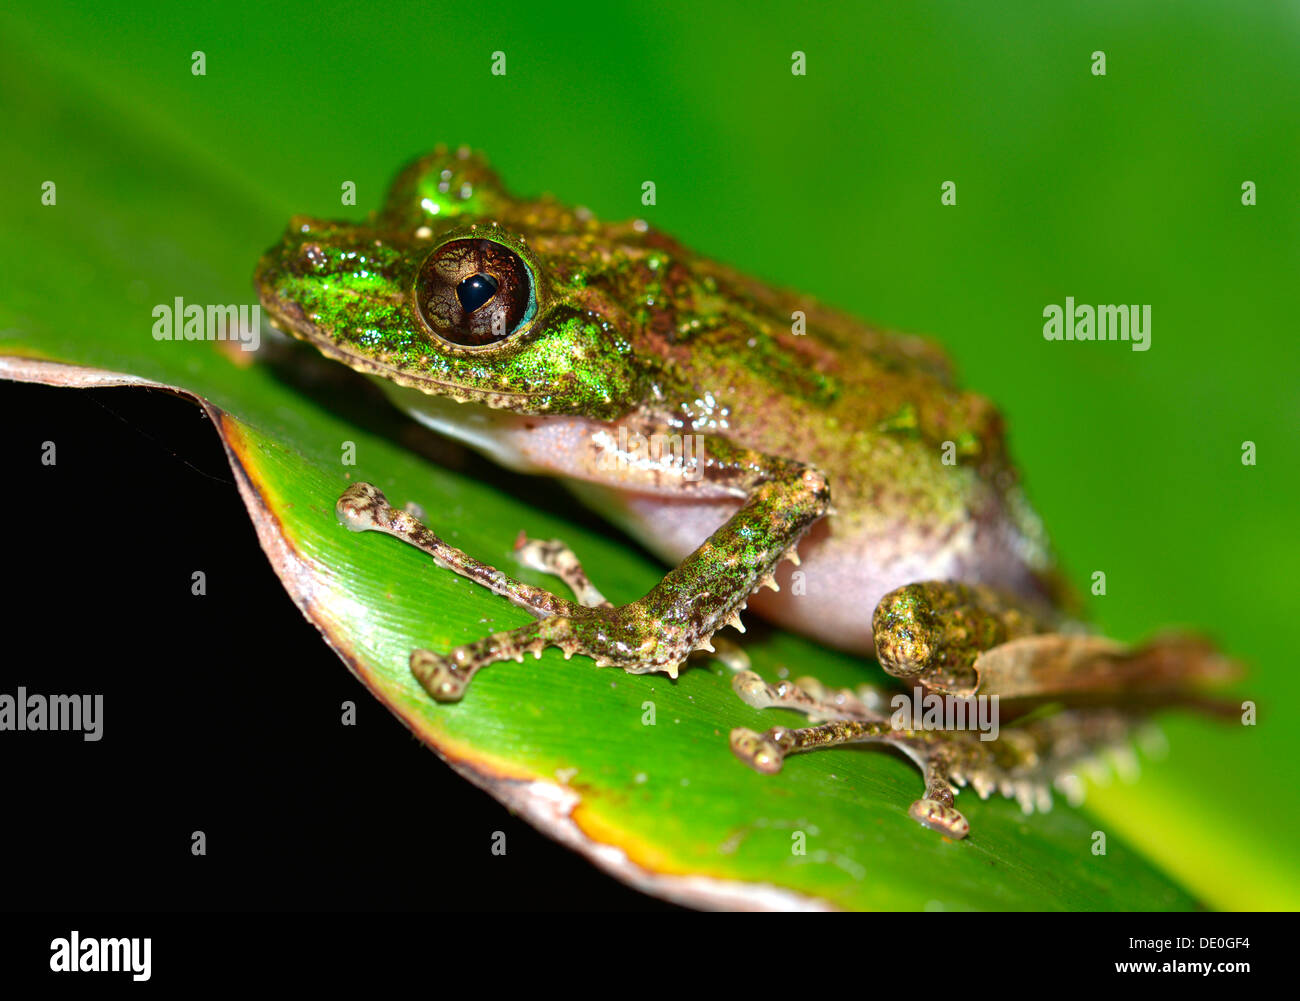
<box><xmin>456</xmin><ymin>273</ymin><xmax>499</xmax><ymax>313</ymax></box>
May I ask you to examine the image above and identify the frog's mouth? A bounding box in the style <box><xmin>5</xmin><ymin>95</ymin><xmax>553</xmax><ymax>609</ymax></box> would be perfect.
<box><xmin>258</xmin><ymin>285</ymin><xmax>542</xmax><ymax>410</ymax></box>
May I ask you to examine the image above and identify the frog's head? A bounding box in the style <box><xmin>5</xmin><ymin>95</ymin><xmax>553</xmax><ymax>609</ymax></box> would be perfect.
<box><xmin>255</xmin><ymin>147</ymin><xmax>655</xmax><ymax>419</ymax></box>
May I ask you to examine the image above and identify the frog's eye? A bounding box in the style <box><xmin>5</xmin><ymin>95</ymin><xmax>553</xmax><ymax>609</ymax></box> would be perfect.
<box><xmin>415</xmin><ymin>238</ymin><xmax>533</xmax><ymax>347</ymax></box>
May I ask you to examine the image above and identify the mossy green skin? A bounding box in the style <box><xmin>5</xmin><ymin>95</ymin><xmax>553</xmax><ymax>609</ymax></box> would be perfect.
<box><xmin>254</xmin><ymin>146</ymin><xmax>1062</xmax><ymax>607</ymax></box>
<box><xmin>257</xmin><ymin>148</ymin><xmax>1233</xmax><ymax>838</ymax></box>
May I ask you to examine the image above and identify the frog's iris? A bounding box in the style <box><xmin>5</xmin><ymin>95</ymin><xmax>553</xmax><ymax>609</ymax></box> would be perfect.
<box><xmin>416</xmin><ymin>238</ymin><xmax>534</xmax><ymax>347</ymax></box>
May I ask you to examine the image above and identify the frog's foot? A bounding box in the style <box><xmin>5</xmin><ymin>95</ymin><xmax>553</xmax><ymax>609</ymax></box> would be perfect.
<box><xmin>728</xmin><ymin>668</ymin><xmax>969</xmax><ymax>837</ymax></box>
<box><xmin>908</xmin><ymin>759</ymin><xmax>970</xmax><ymax>838</ymax></box>
<box><xmin>339</xmin><ymin>485</ymin><xmax>646</xmax><ymax>701</ymax></box>
<box><xmin>732</xmin><ymin>688</ymin><xmax>1175</xmax><ymax>839</ymax></box>
<box><xmin>731</xmin><ymin>670</ymin><xmax>883</xmax><ymax>722</ymax></box>
<box><xmin>513</xmin><ymin>532</ymin><xmax>611</xmax><ymax>608</ymax></box>
<box><xmin>729</xmin><ymin>717</ymin><xmax>973</xmax><ymax>839</ymax></box>
<box><xmin>728</xmin><ymin>726</ymin><xmax>793</xmax><ymax>775</ymax></box>
<box><xmin>730</xmin><ymin>718</ymin><xmax>895</xmax><ymax>772</ymax></box>
<box><xmin>338</xmin><ymin>483</ymin><xmax>576</xmax><ymax>619</ymax></box>
<box><xmin>907</xmin><ymin>800</ymin><xmax>969</xmax><ymax>837</ymax></box>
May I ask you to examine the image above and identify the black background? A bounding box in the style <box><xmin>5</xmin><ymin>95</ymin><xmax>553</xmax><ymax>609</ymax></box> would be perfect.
<box><xmin>0</xmin><ymin>380</ymin><xmax>672</xmax><ymax>912</ymax></box>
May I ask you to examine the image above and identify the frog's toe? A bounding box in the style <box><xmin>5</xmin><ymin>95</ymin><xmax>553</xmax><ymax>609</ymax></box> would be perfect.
<box><xmin>336</xmin><ymin>482</ymin><xmax>390</xmax><ymax>532</ymax></box>
<box><xmin>731</xmin><ymin>671</ymin><xmax>771</xmax><ymax>709</ymax></box>
<box><xmin>730</xmin><ymin>727</ymin><xmax>786</xmax><ymax>775</ymax></box>
<box><xmin>908</xmin><ymin>798</ymin><xmax>971</xmax><ymax>839</ymax></box>
<box><xmin>410</xmin><ymin>649</ymin><xmax>470</xmax><ymax>702</ymax></box>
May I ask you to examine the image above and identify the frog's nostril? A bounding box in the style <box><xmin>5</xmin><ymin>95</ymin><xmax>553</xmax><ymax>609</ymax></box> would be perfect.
<box><xmin>456</xmin><ymin>273</ymin><xmax>499</xmax><ymax>313</ymax></box>
<box><xmin>297</xmin><ymin>242</ymin><xmax>329</xmax><ymax>271</ymax></box>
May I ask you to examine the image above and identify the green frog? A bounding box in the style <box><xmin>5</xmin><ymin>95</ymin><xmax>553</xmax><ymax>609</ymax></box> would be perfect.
<box><xmin>254</xmin><ymin>147</ymin><xmax>1232</xmax><ymax>838</ymax></box>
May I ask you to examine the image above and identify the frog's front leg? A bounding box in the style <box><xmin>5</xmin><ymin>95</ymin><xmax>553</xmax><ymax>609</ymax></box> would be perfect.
<box><xmin>731</xmin><ymin>669</ymin><xmax>886</xmax><ymax>722</ymax></box>
<box><xmin>337</xmin><ymin>447</ymin><xmax>826</xmax><ymax>701</ymax></box>
<box><xmin>512</xmin><ymin>533</ymin><xmax>612</xmax><ymax>609</ymax></box>
<box><xmin>518</xmin><ymin>532</ymin><xmax>751</xmax><ymax>671</ymax></box>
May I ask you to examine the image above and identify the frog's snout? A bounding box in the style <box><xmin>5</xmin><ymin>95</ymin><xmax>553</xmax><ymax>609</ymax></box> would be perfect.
<box><xmin>253</xmin><ymin>218</ymin><xmax>333</xmax><ymax>310</ymax></box>
<box><xmin>252</xmin><ymin>248</ymin><xmax>308</xmax><ymax>332</ymax></box>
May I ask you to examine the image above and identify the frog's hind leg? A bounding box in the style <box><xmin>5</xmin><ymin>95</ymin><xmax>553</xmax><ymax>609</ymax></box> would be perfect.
<box><xmin>728</xmin><ymin>672</ymin><xmax>969</xmax><ymax>836</ymax></box>
<box><xmin>725</xmin><ymin>670</ymin><xmax>1115</xmax><ymax>840</ymax></box>
<box><xmin>729</xmin><ymin>708</ymin><xmax>972</xmax><ymax>839</ymax></box>
<box><xmin>872</xmin><ymin>580</ymin><xmax>1237</xmax><ymax>699</ymax></box>
<box><xmin>727</xmin><ymin>664</ymin><xmax>1174</xmax><ymax>840</ymax></box>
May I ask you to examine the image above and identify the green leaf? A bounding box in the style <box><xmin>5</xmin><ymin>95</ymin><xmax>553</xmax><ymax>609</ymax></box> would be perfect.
<box><xmin>1</xmin><ymin>358</ymin><xmax>1202</xmax><ymax>911</ymax></box>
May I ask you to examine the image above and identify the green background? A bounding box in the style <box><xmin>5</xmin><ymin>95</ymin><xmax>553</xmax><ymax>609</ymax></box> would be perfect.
<box><xmin>3</xmin><ymin>0</ymin><xmax>1296</xmax><ymax>908</ymax></box>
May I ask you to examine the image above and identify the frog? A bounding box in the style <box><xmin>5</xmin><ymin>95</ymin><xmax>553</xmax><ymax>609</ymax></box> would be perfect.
<box><xmin>254</xmin><ymin>146</ymin><xmax>1234</xmax><ymax>839</ymax></box>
